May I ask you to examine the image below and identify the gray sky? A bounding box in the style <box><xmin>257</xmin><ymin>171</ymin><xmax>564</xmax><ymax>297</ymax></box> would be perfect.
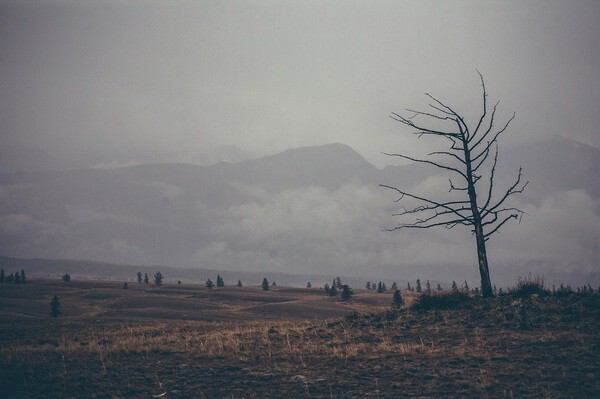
<box><xmin>1</xmin><ymin>0</ymin><xmax>599</xmax><ymax>168</ymax></box>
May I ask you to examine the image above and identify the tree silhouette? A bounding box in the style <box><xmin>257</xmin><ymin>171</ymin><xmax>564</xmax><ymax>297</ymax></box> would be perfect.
<box><xmin>381</xmin><ymin>73</ymin><xmax>527</xmax><ymax>297</ymax></box>
<box><xmin>206</xmin><ymin>279</ymin><xmax>214</xmax><ymax>290</ymax></box>
<box><xmin>237</xmin><ymin>280</ymin><xmax>243</xmax><ymax>287</ymax></box>
<box><xmin>416</xmin><ymin>279</ymin><xmax>422</xmax><ymax>293</ymax></box>
<box><xmin>154</xmin><ymin>271</ymin><xmax>164</xmax><ymax>287</ymax></box>
<box><xmin>62</xmin><ymin>270</ymin><xmax>71</xmax><ymax>282</ymax></box>
<box><xmin>425</xmin><ymin>280</ymin><xmax>432</xmax><ymax>295</ymax></box>
<box><xmin>50</xmin><ymin>295</ymin><xmax>61</xmax><ymax>317</ymax></box>
<box><xmin>306</xmin><ymin>282</ymin><xmax>311</xmax><ymax>288</ymax></box>
<box><xmin>451</xmin><ymin>281</ymin><xmax>458</xmax><ymax>292</ymax></box>
<box><xmin>216</xmin><ymin>274</ymin><xmax>224</xmax><ymax>287</ymax></box>
<box><xmin>262</xmin><ymin>278</ymin><xmax>270</xmax><ymax>291</ymax></box>
<box><xmin>0</xmin><ymin>269</ymin><xmax>4</xmax><ymax>284</ymax></box>
<box><xmin>365</xmin><ymin>281</ymin><xmax>372</xmax><ymax>290</ymax></box>
<box><xmin>20</xmin><ymin>269</ymin><xmax>26</xmax><ymax>284</ymax></box>
<box><xmin>390</xmin><ymin>281</ymin><xmax>398</xmax><ymax>291</ymax></box>
<box><xmin>324</xmin><ymin>283</ymin><xmax>330</xmax><ymax>295</ymax></box>
<box><xmin>392</xmin><ymin>289</ymin><xmax>404</xmax><ymax>308</ymax></box>
<box><xmin>144</xmin><ymin>273</ymin><xmax>149</xmax><ymax>285</ymax></box>
<box><xmin>341</xmin><ymin>285</ymin><xmax>353</xmax><ymax>301</ymax></box>
<box><xmin>137</xmin><ymin>272</ymin><xmax>143</xmax><ymax>284</ymax></box>
<box><xmin>122</xmin><ymin>282</ymin><xmax>128</xmax><ymax>289</ymax></box>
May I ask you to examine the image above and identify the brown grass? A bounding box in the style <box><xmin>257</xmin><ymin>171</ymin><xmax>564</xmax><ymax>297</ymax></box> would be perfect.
<box><xmin>0</xmin><ymin>279</ymin><xmax>598</xmax><ymax>398</ymax></box>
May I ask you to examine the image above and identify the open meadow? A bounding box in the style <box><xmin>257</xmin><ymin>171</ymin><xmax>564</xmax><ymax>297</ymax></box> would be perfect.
<box><xmin>0</xmin><ymin>279</ymin><xmax>598</xmax><ymax>398</ymax></box>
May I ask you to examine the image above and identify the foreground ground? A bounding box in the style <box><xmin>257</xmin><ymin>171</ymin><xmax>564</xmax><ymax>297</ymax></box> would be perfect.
<box><xmin>0</xmin><ymin>279</ymin><xmax>598</xmax><ymax>398</ymax></box>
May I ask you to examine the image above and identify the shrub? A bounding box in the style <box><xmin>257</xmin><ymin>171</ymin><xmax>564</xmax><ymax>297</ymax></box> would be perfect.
<box><xmin>412</xmin><ymin>290</ymin><xmax>471</xmax><ymax>310</ymax></box>
<box><xmin>262</xmin><ymin>278</ymin><xmax>270</xmax><ymax>291</ymax></box>
<box><xmin>510</xmin><ymin>275</ymin><xmax>549</xmax><ymax>298</ymax></box>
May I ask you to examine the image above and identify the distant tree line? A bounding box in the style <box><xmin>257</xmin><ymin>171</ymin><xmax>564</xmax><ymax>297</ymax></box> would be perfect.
<box><xmin>0</xmin><ymin>269</ymin><xmax>26</xmax><ymax>284</ymax></box>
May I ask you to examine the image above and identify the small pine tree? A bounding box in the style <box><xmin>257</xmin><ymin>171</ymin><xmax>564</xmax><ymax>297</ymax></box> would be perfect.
<box><xmin>216</xmin><ymin>274</ymin><xmax>224</xmax><ymax>287</ymax></box>
<box><xmin>332</xmin><ymin>279</ymin><xmax>336</xmax><ymax>291</ymax></box>
<box><xmin>62</xmin><ymin>271</ymin><xmax>71</xmax><ymax>282</ymax></box>
<box><xmin>206</xmin><ymin>279</ymin><xmax>214</xmax><ymax>290</ymax></box>
<box><xmin>6</xmin><ymin>273</ymin><xmax>14</xmax><ymax>284</ymax></box>
<box><xmin>122</xmin><ymin>282</ymin><xmax>128</xmax><ymax>289</ymax></box>
<box><xmin>335</xmin><ymin>277</ymin><xmax>342</xmax><ymax>289</ymax></box>
<box><xmin>328</xmin><ymin>284</ymin><xmax>337</xmax><ymax>297</ymax></box>
<box><xmin>493</xmin><ymin>284</ymin><xmax>497</xmax><ymax>294</ymax></box>
<box><xmin>137</xmin><ymin>272</ymin><xmax>143</xmax><ymax>284</ymax></box>
<box><xmin>437</xmin><ymin>284</ymin><xmax>443</xmax><ymax>292</ymax></box>
<box><xmin>406</xmin><ymin>282</ymin><xmax>412</xmax><ymax>291</ymax></box>
<box><xmin>0</xmin><ymin>269</ymin><xmax>4</xmax><ymax>283</ymax></box>
<box><xmin>262</xmin><ymin>278</ymin><xmax>270</xmax><ymax>291</ymax></box>
<box><xmin>144</xmin><ymin>273</ymin><xmax>149</xmax><ymax>285</ymax></box>
<box><xmin>177</xmin><ymin>280</ymin><xmax>182</xmax><ymax>285</ymax></box>
<box><xmin>341</xmin><ymin>285</ymin><xmax>353</xmax><ymax>301</ymax></box>
<box><xmin>463</xmin><ymin>280</ymin><xmax>469</xmax><ymax>293</ymax></box>
<box><xmin>20</xmin><ymin>269</ymin><xmax>26</xmax><ymax>284</ymax></box>
<box><xmin>390</xmin><ymin>281</ymin><xmax>397</xmax><ymax>291</ymax></box>
<box><xmin>425</xmin><ymin>280</ymin><xmax>431</xmax><ymax>295</ymax></box>
<box><xmin>50</xmin><ymin>295</ymin><xmax>61</xmax><ymax>317</ymax></box>
<box><xmin>392</xmin><ymin>289</ymin><xmax>403</xmax><ymax>308</ymax></box>
<box><xmin>237</xmin><ymin>280</ymin><xmax>243</xmax><ymax>287</ymax></box>
<box><xmin>365</xmin><ymin>282</ymin><xmax>371</xmax><ymax>290</ymax></box>
<box><xmin>14</xmin><ymin>271</ymin><xmax>21</xmax><ymax>285</ymax></box>
<box><xmin>382</xmin><ymin>282</ymin><xmax>387</xmax><ymax>291</ymax></box>
<box><xmin>272</xmin><ymin>281</ymin><xmax>276</xmax><ymax>286</ymax></box>
<box><xmin>451</xmin><ymin>281</ymin><xmax>458</xmax><ymax>292</ymax></box>
<box><xmin>324</xmin><ymin>283</ymin><xmax>330</xmax><ymax>295</ymax></box>
<box><xmin>306</xmin><ymin>282</ymin><xmax>311</xmax><ymax>288</ymax></box>
<box><xmin>154</xmin><ymin>271</ymin><xmax>164</xmax><ymax>287</ymax></box>
<box><xmin>416</xmin><ymin>279</ymin><xmax>422</xmax><ymax>293</ymax></box>
<box><xmin>377</xmin><ymin>281</ymin><xmax>383</xmax><ymax>293</ymax></box>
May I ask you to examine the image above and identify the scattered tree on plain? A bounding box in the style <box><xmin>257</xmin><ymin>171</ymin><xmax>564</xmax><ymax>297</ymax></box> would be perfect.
<box><xmin>154</xmin><ymin>271</ymin><xmax>164</xmax><ymax>287</ymax></box>
<box><xmin>137</xmin><ymin>272</ymin><xmax>143</xmax><ymax>284</ymax></box>
<box><xmin>122</xmin><ymin>282</ymin><xmax>128</xmax><ymax>289</ymax></box>
<box><xmin>416</xmin><ymin>279</ymin><xmax>422</xmax><ymax>293</ymax></box>
<box><xmin>437</xmin><ymin>283</ymin><xmax>443</xmax><ymax>292</ymax></box>
<box><xmin>216</xmin><ymin>274</ymin><xmax>224</xmax><ymax>287</ymax></box>
<box><xmin>14</xmin><ymin>271</ymin><xmax>21</xmax><ymax>284</ymax></box>
<box><xmin>324</xmin><ymin>283</ymin><xmax>330</xmax><ymax>295</ymax></box>
<box><xmin>272</xmin><ymin>281</ymin><xmax>276</xmax><ymax>286</ymax></box>
<box><xmin>20</xmin><ymin>269</ymin><xmax>26</xmax><ymax>284</ymax></box>
<box><xmin>262</xmin><ymin>278</ymin><xmax>270</xmax><ymax>291</ymax></box>
<box><xmin>6</xmin><ymin>273</ymin><xmax>14</xmax><ymax>284</ymax></box>
<box><xmin>0</xmin><ymin>269</ymin><xmax>4</xmax><ymax>283</ymax></box>
<box><xmin>390</xmin><ymin>281</ymin><xmax>398</xmax><ymax>291</ymax></box>
<box><xmin>206</xmin><ymin>279</ymin><xmax>214</xmax><ymax>290</ymax></box>
<box><xmin>425</xmin><ymin>280</ymin><xmax>432</xmax><ymax>295</ymax></box>
<box><xmin>306</xmin><ymin>282</ymin><xmax>311</xmax><ymax>288</ymax></box>
<box><xmin>62</xmin><ymin>270</ymin><xmax>71</xmax><ymax>282</ymax></box>
<box><xmin>237</xmin><ymin>280</ymin><xmax>243</xmax><ymax>287</ymax></box>
<box><xmin>328</xmin><ymin>284</ymin><xmax>337</xmax><ymax>297</ymax></box>
<box><xmin>50</xmin><ymin>295</ymin><xmax>61</xmax><ymax>317</ymax></box>
<box><xmin>381</xmin><ymin>73</ymin><xmax>527</xmax><ymax>297</ymax></box>
<box><xmin>177</xmin><ymin>280</ymin><xmax>182</xmax><ymax>285</ymax></box>
<box><xmin>464</xmin><ymin>280</ymin><xmax>469</xmax><ymax>293</ymax></box>
<box><xmin>406</xmin><ymin>282</ymin><xmax>412</xmax><ymax>291</ymax></box>
<box><xmin>144</xmin><ymin>273</ymin><xmax>149</xmax><ymax>285</ymax></box>
<box><xmin>341</xmin><ymin>285</ymin><xmax>353</xmax><ymax>301</ymax></box>
<box><xmin>392</xmin><ymin>289</ymin><xmax>404</xmax><ymax>308</ymax></box>
<box><xmin>365</xmin><ymin>281</ymin><xmax>372</xmax><ymax>290</ymax></box>
<box><xmin>335</xmin><ymin>277</ymin><xmax>342</xmax><ymax>289</ymax></box>
<box><xmin>451</xmin><ymin>281</ymin><xmax>458</xmax><ymax>292</ymax></box>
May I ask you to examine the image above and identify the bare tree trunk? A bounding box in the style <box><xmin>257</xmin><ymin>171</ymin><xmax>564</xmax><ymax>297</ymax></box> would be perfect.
<box><xmin>463</xmin><ymin>141</ymin><xmax>494</xmax><ymax>298</ymax></box>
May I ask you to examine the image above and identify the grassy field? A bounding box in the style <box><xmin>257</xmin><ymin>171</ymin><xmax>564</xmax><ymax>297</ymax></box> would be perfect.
<box><xmin>0</xmin><ymin>279</ymin><xmax>598</xmax><ymax>398</ymax></box>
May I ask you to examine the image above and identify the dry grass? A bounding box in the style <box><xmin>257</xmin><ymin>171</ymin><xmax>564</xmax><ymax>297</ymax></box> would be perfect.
<box><xmin>0</xmin><ymin>279</ymin><xmax>598</xmax><ymax>398</ymax></box>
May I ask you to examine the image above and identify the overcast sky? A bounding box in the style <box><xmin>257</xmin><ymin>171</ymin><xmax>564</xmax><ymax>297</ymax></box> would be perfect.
<box><xmin>1</xmin><ymin>0</ymin><xmax>599</xmax><ymax>168</ymax></box>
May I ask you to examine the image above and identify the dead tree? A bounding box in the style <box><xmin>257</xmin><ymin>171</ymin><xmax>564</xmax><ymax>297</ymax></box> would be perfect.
<box><xmin>381</xmin><ymin>72</ymin><xmax>527</xmax><ymax>298</ymax></box>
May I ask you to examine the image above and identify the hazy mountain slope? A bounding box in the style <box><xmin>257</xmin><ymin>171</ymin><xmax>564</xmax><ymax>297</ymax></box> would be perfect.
<box><xmin>0</xmin><ymin>138</ymin><xmax>598</xmax><ymax>284</ymax></box>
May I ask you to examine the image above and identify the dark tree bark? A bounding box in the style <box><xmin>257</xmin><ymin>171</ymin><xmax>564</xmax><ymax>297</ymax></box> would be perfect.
<box><xmin>381</xmin><ymin>72</ymin><xmax>527</xmax><ymax>298</ymax></box>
